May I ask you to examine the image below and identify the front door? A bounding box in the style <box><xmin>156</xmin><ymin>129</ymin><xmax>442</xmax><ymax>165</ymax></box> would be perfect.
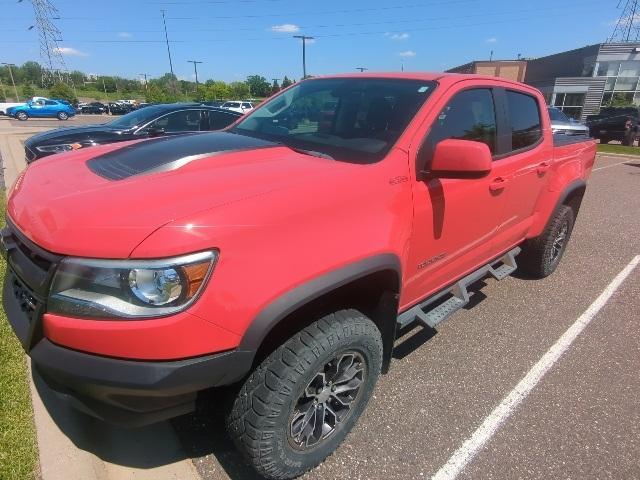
<box><xmin>402</xmin><ymin>86</ymin><xmax>506</xmax><ymax>309</ymax></box>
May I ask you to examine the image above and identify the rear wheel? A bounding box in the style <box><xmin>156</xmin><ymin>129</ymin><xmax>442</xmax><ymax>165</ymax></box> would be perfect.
<box><xmin>519</xmin><ymin>204</ymin><xmax>575</xmax><ymax>278</ymax></box>
<box><xmin>57</xmin><ymin>111</ymin><xmax>69</xmax><ymax>120</ymax></box>
<box><xmin>16</xmin><ymin>111</ymin><xmax>28</xmax><ymax>121</ymax></box>
<box><xmin>226</xmin><ymin>309</ymin><xmax>383</xmax><ymax>480</ymax></box>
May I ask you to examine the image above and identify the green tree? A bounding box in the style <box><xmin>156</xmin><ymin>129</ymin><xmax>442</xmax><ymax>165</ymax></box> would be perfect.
<box><xmin>246</xmin><ymin>75</ymin><xmax>270</xmax><ymax>97</ymax></box>
<box><xmin>281</xmin><ymin>76</ymin><xmax>293</xmax><ymax>88</ymax></box>
<box><xmin>145</xmin><ymin>84</ymin><xmax>177</xmax><ymax>103</ymax></box>
<box><xmin>20</xmin><ymin>61</ymin><xmax>42</xmax><ymax>85</ymax></box>
<box><xmin>205</xmin><ymin>81</ymin><xmax>231</xmax><ymax>100</ymax></box>
<box><xmin>270</xmin><ymin>79</ymin><xmax>280</xmax><ymax>96</ymax></box>
<box><xmin>229</xmin><ymin>81</ymin><xmax>250</xmax><ymax>99</ymax></box>
<box><xmin>22</xmin><ymin>84</ymin><xmax>35</xmax><ymax>99</ymax></box>
<box><xmin>48</xmin><ymin>82</ymin><xmax>75</xmax><ymax>102</ymax></box>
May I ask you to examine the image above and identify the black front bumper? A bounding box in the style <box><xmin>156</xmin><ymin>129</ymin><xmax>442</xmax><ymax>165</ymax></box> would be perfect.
<box><xmin>31</xmin><ymin>338</ymin><xmax>253</xmax><ymax>427</ymax></box>
<box><xmin>1</xmin><ymin>224</ymin><xmax>254</xmax><ymax>427</ymax></box>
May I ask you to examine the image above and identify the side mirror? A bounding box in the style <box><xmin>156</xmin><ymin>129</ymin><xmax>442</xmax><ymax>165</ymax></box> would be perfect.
<box><xmin>427</xmin><ymin>139</ymin><xmax>492</xmax><ymax>179</ymax></box>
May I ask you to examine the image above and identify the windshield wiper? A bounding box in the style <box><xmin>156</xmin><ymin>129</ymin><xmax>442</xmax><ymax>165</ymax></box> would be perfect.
<box><xmin>281</xmin><ymin>144</ymin><xmax>334</xmax><ymax>160</ymax></box>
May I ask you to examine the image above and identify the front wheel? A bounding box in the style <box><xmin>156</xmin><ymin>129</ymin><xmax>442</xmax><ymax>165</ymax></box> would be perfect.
<box><xmin>57</xmin><ymin>111</ymin><xmax>69</xmax><ymax>120</ymax></box>
<box><xmin>226</xmin><ymin>310</ymin><xmax>383</xmax><ymax>480</ymax></box>
<box><xmin>16</xmin><ymin>111</ymin><xmax>28</xmax><ymax>121</ymax></box>
<box><xmin>519</xmin><ymin>204</ymin><xmax>575</xmax><ymax>278</ymax></box>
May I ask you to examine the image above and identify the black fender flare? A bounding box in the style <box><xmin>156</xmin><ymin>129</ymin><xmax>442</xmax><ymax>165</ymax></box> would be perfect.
<box><xmin>238</xmin><ymin>253</ymin><xmax>402</xmax><ymax>357</ymax></box>
<box><xmin>556</xmin><ymin>179</ymin><xmax>587</xmax><ymax>208</ymax></box>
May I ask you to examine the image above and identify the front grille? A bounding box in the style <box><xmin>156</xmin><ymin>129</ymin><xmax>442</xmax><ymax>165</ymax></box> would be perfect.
<box><xmin>12</xmin><ymin>277</ymin><xmax>38</xmax><ymax>319</ymax></box>
<box><xmin>2</xmin><ymin>221</ymin><xmax>61</xmax><ymax>350</ymax></box>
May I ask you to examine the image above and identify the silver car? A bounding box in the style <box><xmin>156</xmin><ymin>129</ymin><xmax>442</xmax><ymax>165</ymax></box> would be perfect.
<box><xmin>548</xmin><ymin>107</ymin><xmax>589</xmax><ymax>136</ymax></box>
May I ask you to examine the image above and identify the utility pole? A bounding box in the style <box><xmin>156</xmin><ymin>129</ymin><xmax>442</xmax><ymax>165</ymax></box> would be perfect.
<box><xmin>293</xmin><ymin>35</ymin><xmax>314</xmax><ymax>79</ymax></box>
<box><xmin>1</xmin><ymin>63</ymin><xmax>20</xmax><ymax>101</ymax></box>
<box><xmin>161</xmin><ymin>10</ymin><xmax>174</xmax><ymax>77</ymax></box>
<box><xmin>187</xmin><ymin>60</ymin><xmax>203</xmax><ymax>94</ymax></box>
<box><xmin>489</xmin><ymin>50</ymin><xmax>494</xmax><ymax>61</ymax></box>
<box><xmin>401</xmin><ymin>59</ymin><xmax>404</xmax><ymax>72</ymax></box>
<box><xmin>101</xmin><ymin>77</ymin><xmax>111</xmax><ymax>115</ymax></box>
<box><xmin>356</xmin><ymin>67</ymin><xmax>368</xmax><ymax>72</ymax></box>
<box><xmin>139</xmin><ymin>73</ymin><xmax>149</xmax><ymax>92</ymax></box>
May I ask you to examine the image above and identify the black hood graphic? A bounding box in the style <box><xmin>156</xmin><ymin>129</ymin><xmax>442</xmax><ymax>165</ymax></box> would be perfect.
<box><xmin>86</xmin><ymin>132</ymin><xmax>278</xmax><ymax>181</ymax></box>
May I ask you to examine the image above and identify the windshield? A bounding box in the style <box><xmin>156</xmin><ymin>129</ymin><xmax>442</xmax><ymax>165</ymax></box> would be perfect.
<box><xmin>231</xmin><ymin>78</ymin><xmax>436</xmax><ymax>163</ymax></box>
<box><xmin>548</xmin><ymin>107</ymin><xmax>570</xmax><ymax>123</ymax></box>
<box><xmin>107</xmin><ymin>105</ymin><xmax>166</xmax><ymax>129</ymax></box>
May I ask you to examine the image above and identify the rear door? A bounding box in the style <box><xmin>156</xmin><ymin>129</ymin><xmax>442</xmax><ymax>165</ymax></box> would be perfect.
<box><xmin>403</xmin><ymin>83</ymin><xmax>507</xmax><ymax>308</ymax></box>
<box><xmin>489</xmin><ymin>88</ymin><xmax>552</xmax><ymax>253</ymax></box>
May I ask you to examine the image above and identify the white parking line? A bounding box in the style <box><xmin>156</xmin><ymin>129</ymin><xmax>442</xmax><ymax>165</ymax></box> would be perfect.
<box><xmin>432</xmin><ymin>255</ymin><xmax>640</xmax><ymax>480</ymax></box>
<box><xmin>593</xmin><ymin>160</ymin><xmax>638</xmax><ymax>171</ymax></box>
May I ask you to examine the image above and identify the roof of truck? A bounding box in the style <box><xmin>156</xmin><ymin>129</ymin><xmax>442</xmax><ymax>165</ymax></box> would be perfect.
<box><xmin>306</xmin><ymin>71</ymin><xmax>535</xmax><ymax>91</ymax></box>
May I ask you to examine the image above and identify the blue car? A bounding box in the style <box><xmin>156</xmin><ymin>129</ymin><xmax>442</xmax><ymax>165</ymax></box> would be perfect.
<box><xmin>7</xmin><ymin>98</ymin><xmax>76</xmax><ymax>121</ymax></box>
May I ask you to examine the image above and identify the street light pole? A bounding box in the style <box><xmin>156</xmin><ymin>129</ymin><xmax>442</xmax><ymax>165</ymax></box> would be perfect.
<box><xmin>1</xmin><ymin>63</ymin><xmax>19</xmax><ymax>101</ymax></box>
<box><xmin>138</xmin><ymin>73</ymin><xmax>149</xmax><ymax>92</ymax></box>
<box><xmin>293</xmin><ymin>35</ymin><xmax>314</xmax><ymax>79</ymax></box>
<box><xmin>187</xmin><ymin>60</ymin><xmax>203</xmax><ymax>94</ymax></box>
<box><xmin>161</xmin><ymin>10</ymin><xmax>174</xmax><ymax>76</ymax></box>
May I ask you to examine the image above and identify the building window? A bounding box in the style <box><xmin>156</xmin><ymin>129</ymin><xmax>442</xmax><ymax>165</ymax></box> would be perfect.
<box><xmin>597</xmin><ymin>61</ymin><xmax>621</xmax><ymax>77</ymax></box>
<box><xmin>553</xmin><ymin>92</ymin><xmax>585</xmax><ymax>120</ymax></box>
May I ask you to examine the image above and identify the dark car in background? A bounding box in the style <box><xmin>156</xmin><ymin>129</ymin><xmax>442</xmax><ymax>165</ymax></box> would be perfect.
<box><xmin>107</xmin><ymin>102</ymin><xmax>134</xmax><ymax>115</ymax></box>
<box><xmin>24</xmin><ymin>103</ymin><xmax>243</xmax><ymax>162</ymax></box>
<box><xmin>586</xmin><ymin>106</ymin><xmax>640</xmax><ymax>144</ymax></box>
<box><xmin>80</xmin><ymin>102</ymin><xmax>107</xmax><ymax>114</ymax></box>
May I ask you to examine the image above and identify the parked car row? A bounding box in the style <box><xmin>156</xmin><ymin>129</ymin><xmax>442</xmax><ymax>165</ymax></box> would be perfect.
<box><xmin>24</xmin><ymin>103</ymin><xmax>242</xmax><ymax>161</ymax></box>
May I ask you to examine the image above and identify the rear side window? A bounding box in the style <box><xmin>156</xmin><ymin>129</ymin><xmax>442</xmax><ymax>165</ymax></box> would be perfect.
<box><xmin>426</xmin><ymin>88</ymin><xmax>497</xmax><ymax>154</ymax></box>
<box><xmin>45</xmin><ymin>100</ymin><xmax>57</xmax><ymax>106</ymax></box>
<box><xmin>506</xmin><ymin>91</ymin><xmax>542</xmax><ymax>151</ymax></box>
<box><xmin>209</xmin><ymin>111</ymin><xmax>238</xmax><ymax>130</ymax></box>
<box><xmin>242</xmin><ymin>103</ymin><xmax>252</xmax><ymax>109</ymax></box>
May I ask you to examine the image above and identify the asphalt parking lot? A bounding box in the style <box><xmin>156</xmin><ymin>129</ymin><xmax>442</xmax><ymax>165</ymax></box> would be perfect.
<box><xmin>0</xmin><ymin>113</ymin><xmax>113</xmax><ymax>128</ymax></box>
<box><xmin>173</xmin><ymin>154</ymin><xmax>640</xmax><ymax>480</ymax></box>
<box><xmin>1</xmin><ymin>119</ymin><xmax>639</xmax><ymax>479</ymax></box>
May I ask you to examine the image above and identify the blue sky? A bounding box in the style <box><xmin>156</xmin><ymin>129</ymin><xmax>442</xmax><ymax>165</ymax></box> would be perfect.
<box><xmin>0</xmin><ymin>0</ymin><xmax>620</xmax><ymax>82</ymax></box>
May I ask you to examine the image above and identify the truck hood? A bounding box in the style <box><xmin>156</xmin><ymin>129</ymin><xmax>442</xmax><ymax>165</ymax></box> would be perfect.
<box><xmin>8</xmin><ymin>132</ymin><xmax>335</xmax><ymax>258</ymax></box>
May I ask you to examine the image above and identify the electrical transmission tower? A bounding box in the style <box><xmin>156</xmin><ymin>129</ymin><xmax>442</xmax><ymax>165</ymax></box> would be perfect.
<box><xmin>609</xmin><ymin>0</ymin><xmax>640</xmax><ymax>43</ymax></box>
<box><xmin>28</xmin><ymin>0</ymin><xmax>71</xmax><ymax>86</ymax></box>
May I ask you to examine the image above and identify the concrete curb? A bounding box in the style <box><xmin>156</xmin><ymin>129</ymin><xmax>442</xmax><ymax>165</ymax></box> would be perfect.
<box><xmin>0</xmin><ymin>129</ymin><xmax>201</xmax><ymax>480</ymax></box>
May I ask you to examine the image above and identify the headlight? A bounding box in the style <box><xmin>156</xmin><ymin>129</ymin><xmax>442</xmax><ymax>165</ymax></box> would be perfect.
<box><xmin>35</xmin><ymin>143</ymin><xmax>84</xmax><ymax>154</ymax></box>
<box><xmin>48</xmin><ymin>251</ymin><xmax>217</xmax><ymax>319</ymax></box>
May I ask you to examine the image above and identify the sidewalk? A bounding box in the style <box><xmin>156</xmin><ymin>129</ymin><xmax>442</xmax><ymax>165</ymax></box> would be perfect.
<box><xmin>0</xmin><ymin>125</ymin><xmax>201</xmax><ymax>480</ymax></box>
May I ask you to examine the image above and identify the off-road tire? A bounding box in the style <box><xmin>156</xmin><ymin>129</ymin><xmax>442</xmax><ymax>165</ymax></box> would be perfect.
<box><xmin>226</xmin><ymin>309</ymin><xmax>383</xmax><ymax>480</ymax></box>
<box><xmin>57</xmin><ymin>111</ymin><xmax>69</xmax><ymax>120</ymax></box>
<box><xmin>16</xmin><ymin>111</ymin><xmax>28</xmax><ymax>121</ymax></box>
<box><xmin>519</xmin><ymin>204</ymin><xmax>575</xmax><ymax>279</ymax></box>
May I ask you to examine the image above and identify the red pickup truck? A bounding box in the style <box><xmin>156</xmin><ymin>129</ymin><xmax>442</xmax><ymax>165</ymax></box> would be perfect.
<box><xmin>2</xmin><ymin>73</ymin><xmax>595</xmax><ymax>479</ymax></box>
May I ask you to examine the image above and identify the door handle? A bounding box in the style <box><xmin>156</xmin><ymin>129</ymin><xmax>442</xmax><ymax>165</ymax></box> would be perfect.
<box><xmin>489</xmin><ymin>177</ymin><xmax>508</xmax><ymax>192</ymax></box>
<box><xmin>536</xmin><ymin>162</ymin><xmax>551</xmax><ymax>174</ymax></box>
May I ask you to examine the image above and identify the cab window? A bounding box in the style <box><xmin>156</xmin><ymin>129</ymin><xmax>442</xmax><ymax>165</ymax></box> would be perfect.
<box><xmin>148</xmin><ymin>110</ymin><xmax>203</xmax><ymax>132</ymax></box>
<box><xmin>505</xmin><ymin>91</ymin><xmax>542</xmax><ymax>151</ymax></box>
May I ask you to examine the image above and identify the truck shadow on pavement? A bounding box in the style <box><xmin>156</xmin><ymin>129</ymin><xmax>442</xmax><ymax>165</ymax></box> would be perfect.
<box><xmin>172</xmin><ymin>390</ymin><xmax>266</xmax><ymax>480</ymax></box>
<box><xmin>32</xmin><ymin>369</ymin><xmax>200</xmax><ymax>470</ymax></box>
<box><xmin>392</xmin><ymin>279</ymin><xmax>489</xmax><ymax>360</ymax></box>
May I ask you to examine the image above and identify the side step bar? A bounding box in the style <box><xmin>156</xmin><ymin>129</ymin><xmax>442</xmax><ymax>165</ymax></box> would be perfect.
<box><xmin>396</xmin><ymin>247</ymin><xmax>521</xmax><ymax>330</ymax></box>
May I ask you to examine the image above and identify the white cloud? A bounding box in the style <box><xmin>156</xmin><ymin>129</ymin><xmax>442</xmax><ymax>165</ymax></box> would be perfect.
<box><xmin>390</xmin><ymin>33</ymin><xmax>409</xmax><ymax>41</ymax></box>
<box><xmin>117</xmin><ymin>32</ymin><xmax>132</xmax><ymax>38</ymax></box>
<box><xmin>399</xmin><ymin>50</ymin><xmax>416</xmax><ymax>57</ymax></box>
<box><xmin>270</xmin><ymin>23</ymin><xmax>300</xmax><ymax>33</ymax></box>
<box><xmin>53</xmin><ymin>47</ymin><xmax>87</xmax><ymax>57</ymax></box>
<box><xmin>485</xmin><ymin>37</ymin><xmax>497</xmax><ymax>43</ymax></box>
